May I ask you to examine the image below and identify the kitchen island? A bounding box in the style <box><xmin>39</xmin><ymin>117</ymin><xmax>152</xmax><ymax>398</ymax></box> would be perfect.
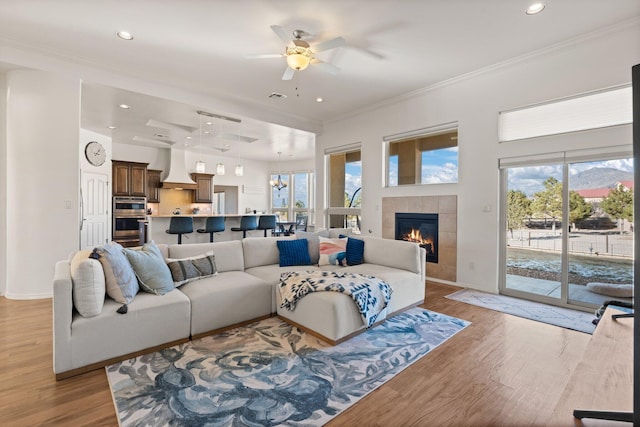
<box><xmin>147</xmin><ymin>214</ymin><xmax>268</xmax><ymax>245</ymax></box>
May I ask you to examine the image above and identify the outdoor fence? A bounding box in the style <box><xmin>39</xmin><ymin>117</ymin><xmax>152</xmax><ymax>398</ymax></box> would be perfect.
<box><xmin>507</xmin><ymin>229</ymin><xmax>634</xmax><ymax>258</ymax></box>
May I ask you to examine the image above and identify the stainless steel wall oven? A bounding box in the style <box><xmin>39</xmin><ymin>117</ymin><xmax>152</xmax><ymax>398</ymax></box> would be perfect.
<box><xmin>113</xmin><ymin>196</ymin><xmax>147</xmax><ymax>246</ymax></box>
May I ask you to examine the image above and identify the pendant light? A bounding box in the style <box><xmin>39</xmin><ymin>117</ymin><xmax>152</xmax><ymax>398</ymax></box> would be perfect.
<box><xmin>195</xmin><ymin>114</ymin><xmax>205</xmax><ymax>173</ymax></box>
<box><xmin>270</xmin><ymin>152</ymin><xmax>288</xmax><ymax>191</ymax></box>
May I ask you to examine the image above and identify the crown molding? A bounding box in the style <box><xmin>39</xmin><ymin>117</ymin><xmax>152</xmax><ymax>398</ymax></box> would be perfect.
<box><xmin>325</xmin><ymin>16</ymin><xmax>640</xmax><ymax>125</ymax></box>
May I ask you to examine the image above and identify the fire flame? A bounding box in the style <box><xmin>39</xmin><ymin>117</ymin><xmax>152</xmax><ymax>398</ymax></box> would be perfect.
<box><xmin>402</xmin><ymin>228</ymin><xmax>434</xmax><ymax>253</ymax></box>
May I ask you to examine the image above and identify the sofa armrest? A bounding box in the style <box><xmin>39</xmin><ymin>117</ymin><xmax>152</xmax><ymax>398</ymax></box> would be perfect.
<box><xmin>53</xmin><ymin>260</ymin><xmax>73</xmax><ymax>374</ymax></box>
<box><xmin>359</xmin><ymin>236</ymin><xmax>423</xmax><ymax>276</ymax></box>
<box><xmin>419</xmin><ymin>247</ymin><xmax>426</xmax><ymax>283</ymax></box>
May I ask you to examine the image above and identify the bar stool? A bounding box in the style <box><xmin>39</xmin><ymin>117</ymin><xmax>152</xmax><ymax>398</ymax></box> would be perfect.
<box><xmin>231</xmin><ymin>215</ymin><xmax>258</xmax><ymax>238</ymax></box>
<box><xmin>166</xmin><ymin>216</ymin><xmax>193</xmax><ymax>244</ymax></box>
<box><xmin>197</xmin><ymin>216</ymin><xmax>225</xmax><ymax>242</ymax></box>
<box><xmin>257</xmin><ymin>215</ymin><xmax>277</xmax><ymax>237</ymax></box>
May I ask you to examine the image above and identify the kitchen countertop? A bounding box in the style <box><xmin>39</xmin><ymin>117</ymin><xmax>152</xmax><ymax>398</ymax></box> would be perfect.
<box><xmin>149</xmin><ymin>214</ymin><xmax>265</xmax><ymax>218</ymax></box>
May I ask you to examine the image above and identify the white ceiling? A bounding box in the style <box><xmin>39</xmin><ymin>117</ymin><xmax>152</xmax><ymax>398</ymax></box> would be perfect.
<box><xmin>1</xmin><ymin>0</ymin><xmax>639</xmax><ymax>161</ymax></box>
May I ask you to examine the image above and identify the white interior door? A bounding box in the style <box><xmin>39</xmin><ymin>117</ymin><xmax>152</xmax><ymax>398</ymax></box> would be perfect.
<box><xmin>80</xmin><ymin>171</ymin><xmax>109</xmax><ymax>249</ymax></box>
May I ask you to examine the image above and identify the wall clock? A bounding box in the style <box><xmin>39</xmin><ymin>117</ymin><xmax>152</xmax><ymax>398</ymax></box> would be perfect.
<box><xmin>84</xmin><ymin>141</ymin><xmax>106</xmax><ymax>166</ymax></box>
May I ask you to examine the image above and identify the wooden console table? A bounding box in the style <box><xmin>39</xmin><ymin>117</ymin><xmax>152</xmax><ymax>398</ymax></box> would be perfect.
<box><xmin>549</xmin><ymin>307</ymin><xmax>633</xmax><ymax>425</ymax></box>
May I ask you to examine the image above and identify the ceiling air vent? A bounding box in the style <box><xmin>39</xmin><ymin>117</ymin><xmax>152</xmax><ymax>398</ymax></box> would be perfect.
<box><xmin>269</xmin><ymin>92</ymin><xmax>287</xmax><ymax>99</ymax></box>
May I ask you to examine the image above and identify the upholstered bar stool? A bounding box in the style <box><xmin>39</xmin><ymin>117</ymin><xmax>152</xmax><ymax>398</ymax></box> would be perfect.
<box><xmin>231</xmin><ymin>215</ymin><xmax>258</xmax><ymax>238</ymax></box>
<box><xmin>166</xmin><ymin>216</ymin><xmax>193</xmax><ymax>244</ymax></box>
<box><xmin>197</xmin><ymin>216</ymin><xmax>226</xmax><ymax>242</ymax></box>
<box><xmin>257</xmin><ymin>215</ymin><xmax>277</xmax><ymax>237</ymax></box>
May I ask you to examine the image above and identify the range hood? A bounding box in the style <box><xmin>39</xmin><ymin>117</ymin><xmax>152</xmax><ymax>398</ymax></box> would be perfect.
<box><xmin>160</xmin><ymin>148</ymin><xmax>198</xmax><ymax>190</ymax></box>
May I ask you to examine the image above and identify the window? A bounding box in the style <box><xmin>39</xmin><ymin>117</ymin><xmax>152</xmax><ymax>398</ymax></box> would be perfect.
<box><xmin>498</xmin><ymin>85</ymin><xmax>634</xmax><ymax>310</ymax></box>
<box><xmin>385</xmin><ymin>123</ymin><xmax>458</xmax><ymax>186</ymax></box>
<box><xmin>270</xmin><ymin>171</ymin><xmax>314</xmax><ymax>223</ymax></box>
<box><xmin>326</xmin><ymin>145</ymin><xmax>361</xmax><ymax>233</ymax></box>
<box><xmin>499</xmin><ymin>85</ymin><xmax>632</xmax><ymax>142</ymax></box>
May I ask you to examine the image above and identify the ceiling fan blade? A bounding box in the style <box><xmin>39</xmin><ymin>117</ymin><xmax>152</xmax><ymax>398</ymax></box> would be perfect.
<box><xmin>311</xmin><ymin>59</ymin><xmax>340</xmax><ymax>75</ymax></box>
<box><xmin>270</xmin><ymin>25</ymin><xmax>292</xmax><ymax>45</ymax></box>
<box><xmin>282</xmin><ymin>66</ymin><xmax>296</xmax><ymax>80</ymax></box>
<box><xmin>245</xmin><ymin>53</ymin><xmax>284</xmax><ymax>59</ymax></box>
<box><xmin>312</xmin><ymin>36</ymin><xmax>346</xmax><ymax>53</ymax></box>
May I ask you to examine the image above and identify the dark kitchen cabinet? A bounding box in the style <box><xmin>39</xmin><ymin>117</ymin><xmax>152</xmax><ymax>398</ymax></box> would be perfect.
<box><xmin>146</xmin><ymin>169</ymin><xmax>162</xmax><ymax>203</ymax></box>
<box><xmin>191</xmin><ymin>173</ymin><xmax>214</xmax><ymax>203</ymax></box>
<box><xmin>112</xmin><ymin>160</ymin><xmax>148</xmax><ymax>197</ymax></box>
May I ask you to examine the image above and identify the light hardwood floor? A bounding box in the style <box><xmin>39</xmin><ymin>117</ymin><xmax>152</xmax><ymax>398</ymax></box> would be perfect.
<box><xmin>0</xmin><ymin>282</ymin><xmax>632</xmax><ymax>426</ymax></box>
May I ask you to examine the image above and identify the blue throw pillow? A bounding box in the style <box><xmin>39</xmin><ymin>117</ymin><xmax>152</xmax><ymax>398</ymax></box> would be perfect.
<box><xmin>346</xmin><ymin>237</ymin><xmax>365</xmax><ymax>266</ymax></box>
<box><xmin>277</xmin><ymin>239</ymin><xmax>312</xmax><ymax>267</ymax></box>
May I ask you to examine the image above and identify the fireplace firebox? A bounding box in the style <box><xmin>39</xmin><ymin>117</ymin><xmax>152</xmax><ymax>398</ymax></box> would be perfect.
<box><xmin>395</xmin><ymin>213</ymin><xmax>438</xmax><ymax>263</ymax></box>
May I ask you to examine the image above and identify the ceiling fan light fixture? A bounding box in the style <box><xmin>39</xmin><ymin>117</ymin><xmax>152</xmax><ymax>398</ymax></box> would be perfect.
<box><xmin>286</xmin><ymin>47</ymin><xmax>311</xmax><ymax>70</ymax></box>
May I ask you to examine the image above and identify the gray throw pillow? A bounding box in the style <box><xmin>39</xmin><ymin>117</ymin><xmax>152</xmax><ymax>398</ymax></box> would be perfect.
<box><xmin>124</xmin><ymin>241</ymin><xmax>175</xmax><ymax>295</ymax></box>
<box><xmin>96</xmin><ymin>242</ymin><xmax>139</xmax><ymax>304</ymax></box>
<box><xmin>166</xmin><ymin>252</ymin><xmax>218</xmax><ymax>287</ymax></box>
<box><xmin>296</xmin><ymin>229</ymin><xmax>329</xmax><ymax>265</ymax></box>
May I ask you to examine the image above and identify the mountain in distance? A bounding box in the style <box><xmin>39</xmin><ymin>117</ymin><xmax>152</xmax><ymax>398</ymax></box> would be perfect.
<box><xmin>570</xmin><ymin>167</ymin><xmax>633</xmax><ymax>190</ymax></box>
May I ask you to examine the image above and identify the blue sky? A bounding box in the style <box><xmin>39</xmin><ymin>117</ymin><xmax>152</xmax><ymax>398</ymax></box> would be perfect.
<box><xmin>388</xmin><ymin>147</ymin><xmax>459</xmax><ymax>186</ymax></box>
<box><xmin>508</xmin><ymin>158</ymin><xmax>634</xmax><ymax>196</ymax></box>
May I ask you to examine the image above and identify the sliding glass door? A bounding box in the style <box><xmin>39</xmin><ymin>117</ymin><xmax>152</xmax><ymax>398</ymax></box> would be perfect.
<box><xmin>501</xmin><ymin>157</ymin><xmax>634</xmax><ymax>309</ymax></box>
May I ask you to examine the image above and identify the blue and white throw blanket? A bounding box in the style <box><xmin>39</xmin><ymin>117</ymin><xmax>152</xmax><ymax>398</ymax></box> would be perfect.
<box><xmin>279</xmin><ymin>270</ymin><xmax>393</xmax><ymax>327</ymax></box>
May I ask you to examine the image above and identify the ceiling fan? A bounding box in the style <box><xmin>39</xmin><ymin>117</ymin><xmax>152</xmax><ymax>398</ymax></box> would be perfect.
<box><xmin>247</xmin><ymin>25</ymin><xmax>346</xmax><ymax>80</ymax></box>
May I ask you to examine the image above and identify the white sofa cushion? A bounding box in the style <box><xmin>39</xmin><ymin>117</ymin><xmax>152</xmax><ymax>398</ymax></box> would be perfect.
<box><xmin>70</xmin><ymin>289</ymin><xmax>191</xmax><ymax>369</ymax></box>
<box><xmin>69</xmin><ymin>250</ymin><xmax>105</xmax><ymax>318</ymax></box>
<box><xmin>242</xmin><ymin>236</ymin><xmax>295</xmax><ymax>269</ymax></box>
<box><xmin>178</xmin><ymin>271</ymin><xmax>272</xmax><ymax>335</ymax></box>
<box><xmin>343</xmin><ymin>263</ymin><xmax>425</xmax><ymax>313</ymax></box>
<box><xmin>169</xmin><ymin>241</ymin><xmax>244</xmax><ymax>273</ymax></box>
<box><xmin>276</xmin><ymin>289</ymin><xmax>373</xmax><ymax>342</ymax></box>
<box><xmin>295</xmin><ymin>229</ymin><xmax>329</xmax><ymax>264</ymax></box>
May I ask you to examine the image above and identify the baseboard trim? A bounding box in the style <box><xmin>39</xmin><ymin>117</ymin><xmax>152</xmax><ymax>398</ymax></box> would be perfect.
<box><xmin>4</xmin><ymin>291</ymin><xmax>53</xmax><ymax>300</ymax></box>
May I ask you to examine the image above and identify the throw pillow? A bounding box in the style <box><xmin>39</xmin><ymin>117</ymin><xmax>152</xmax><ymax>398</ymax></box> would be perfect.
<box><xmin>124</xmin><ymin>241</ymin><xmax>175</xmax><ymax>295</ymax></box>
<box><xmin>295</xmin><ymin>229</ymin><xmax>329</xmax><ymax>264</ymax></box>
<box><xmin>165</xmin><ymin>251</ymin><xmax>218</xmax><ymax>287</ymax></box>
<box><xmin>277</xmin><ymin>239</ymin><xmax>312</xmax><ymax>267</ymax></box>
<box><xmin>346</xmin><ymin>237</ymin><xmax>365</xmax><ymax>266</ymax></box>
<box><xmin>318</xmin><ymin>236</ymin><xmax>348</xmax><ymax>266</ymax></box>
<box><xmin>96</xmin><ymin>242</ymin><xmax>139</xmax><ymax>304</ymax></box>
<box><xmin>69</xmin><ymin>249</ymin><xmax>105</xmax><ymax>317</ymax></box>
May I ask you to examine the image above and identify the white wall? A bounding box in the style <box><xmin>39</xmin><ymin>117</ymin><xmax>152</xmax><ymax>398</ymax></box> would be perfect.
<box><xmin>316</xmin><ymin>23</ymin><xmax>640</xmax><ymax>293</ymax></box>
<box><xmin>5</xmin><ymin>70</ymin><xmax>80</xmax><ymax>299</ymax></box>
<box><xmin>0</xmin><ymin>73</ymin><xmax>6</xmax><ymax>296</ymax></box>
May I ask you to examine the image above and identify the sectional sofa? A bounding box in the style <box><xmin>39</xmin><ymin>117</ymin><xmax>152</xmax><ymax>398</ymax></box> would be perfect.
<box><xmin>53</xmin><ymin>230</ymin><xmax>426</xmax><ymax>379</ymax></box>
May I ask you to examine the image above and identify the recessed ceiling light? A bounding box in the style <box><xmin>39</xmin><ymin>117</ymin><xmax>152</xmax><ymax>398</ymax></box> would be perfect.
<box><xmin>316</xmin><ymin>97</ymin><xmax>324</xmax><ymax>103</ymax></box>
<box><xmin>119</xmin><ymin>104</ymin><xmax>130</xmax><ymax>109</ymax></box>
<box><xmin>205</xmin><ymin>121</ymin><xmax>213</xmax><ymax>126</ymax></box>
<box><xmin>204</xmin><ymin>131</ymin><xmax>211</xmax><ymax>135</ymax></box>
<box><xmin>116</xmin><ymin>31</ymin><xmax>134</xmax><ymax>40</ymax></box>
<box><xmin>525</xmin><ymin>2</ymin><xmax>545</xmax><ymax>15</ymax></box>
<box><xmin>185</xmin><ymin>136</ymin><xmax>192</xmax><ymax>140</ymax></box>
<box><xmin>107</xmin><ymin>125</ymin><xmax>116</xmax><ymax>129</ymax></box>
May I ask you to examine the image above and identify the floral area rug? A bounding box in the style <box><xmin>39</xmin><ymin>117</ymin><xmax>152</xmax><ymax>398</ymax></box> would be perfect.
<box><xmin>446</xmin><ymin>289</ymin><xmax>596</xmax><ymax>334</ymax></box>
<box><xmin>106</xmin><ymin>307</ymin><xmax>469</xmax><ymax>426</ymax></box>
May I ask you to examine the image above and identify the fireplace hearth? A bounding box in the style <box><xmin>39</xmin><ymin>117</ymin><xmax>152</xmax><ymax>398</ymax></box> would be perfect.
<box><xmin>395</xmin><ymin>213</ymin><xmax>438</xmax><ymax>263</ymax></box>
